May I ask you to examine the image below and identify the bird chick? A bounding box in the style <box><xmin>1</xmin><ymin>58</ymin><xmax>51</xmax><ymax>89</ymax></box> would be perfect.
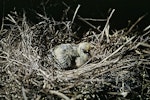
<box><xmin>75</xmin><ymin>42</ymin><xmax>91</xmax><ymax>67</ymax></box>
<box><xmin>49</xmin><ymin>42</ymin><xmax>91</xmax><ymax>69</ymax></box>
<box><xmin>50</xmin><ymin>43</ymin><xmax>77</xmax><ymax>69</ymax></box>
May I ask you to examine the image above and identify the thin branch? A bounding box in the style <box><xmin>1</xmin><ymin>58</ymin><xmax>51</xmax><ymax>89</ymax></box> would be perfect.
<box><xmin>22</xmin><ymin>86</ymin><xmax>28</xmax><ymax>100</ymax></box>
<box><xmin>100</xmin><ymin>36</ymin><xmax>135</xmax><ymax>63</ymax></box>
<box><xmin>49</xmin><ymin>90</ymin><xmax>71</xmax><ymax>100</ymax></box>
<box><xmin>77</xmin><ymin>16</ymin><xmax>100</xmax><ymax>31</ymax></box>
<box><xmin>144</xmin><ymin>25</ymin><xmax>150</xmax><ymax>32</ymax></box>
<box><xmin>62</xmin><ymin>2</ymin><xmax>101</xmax><ymax>32</ymax></box>
<box><xmin>126</xmin><ymin>14</ymin><xmax>147</xmax><ymax>34</ymax></box>
<box><xmin>84</xmin><ymin>18</ymin><xmax>107</xmax><ymax>22</ymax></box>
<box><xmin>99</xmin><ymin>9</ymin><xmax>115</xmax><ymax>42</ymax></box>
<box><xmin>71</xmin><ymin>4</ymin><xmax>80</xmax><ymax>24</ymax></box>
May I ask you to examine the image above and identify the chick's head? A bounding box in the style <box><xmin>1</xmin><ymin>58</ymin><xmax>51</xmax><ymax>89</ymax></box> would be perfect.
<box><xmin>77</xmin><ymin>42</ymin><xmax>91</xmax><ymax>55</ymax></box>
<box><xmin>75</xmin><ymin>42</ymin><xmax>91</xmax><ymax>67</ymax></box>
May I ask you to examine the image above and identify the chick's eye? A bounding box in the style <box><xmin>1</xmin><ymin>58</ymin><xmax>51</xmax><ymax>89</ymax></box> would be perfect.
<box><xmin>83</xmin><ymin>50</ymin><xmax>89</xmax><ymax>54</ymax></box>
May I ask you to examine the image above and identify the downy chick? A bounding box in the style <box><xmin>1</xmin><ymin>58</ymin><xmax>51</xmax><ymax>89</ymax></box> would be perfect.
<box><xmin>51</xmin><ymin>43</ymin><xmax>78</xmax><ymax>69</ymax></box>
<box><xmin>49</xmin><ymin>42</ymin><xmax>91</xmax><ymax>69</ymax></box>
<box><xmin>75</xmin><ymin>42</ymin><xmax>91</xmax><ymax>67</ymax></box>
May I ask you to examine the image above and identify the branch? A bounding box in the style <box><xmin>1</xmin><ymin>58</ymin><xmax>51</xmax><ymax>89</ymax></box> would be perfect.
<box><xmin>49</xmin><ymin>90</ymin><xmax>71</xmax><ymax>100</ymax></box>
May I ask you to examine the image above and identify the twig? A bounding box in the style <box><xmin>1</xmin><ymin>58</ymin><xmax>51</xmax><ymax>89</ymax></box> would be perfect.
<box><xmin>100</xmin><ymin>35</ymin><xmax>135</xmax><ymax>63</ymax></box>
<box><xmin>62</xmin><ymin>2</ymin><xmax>101</xmax><ymax>32</ymax></box>
<box><xmin>142</xmin><ymin>29</ymin><xmax>150</xmax><ymax>37</ymax></box>
<box><xmin>94</xmin><ymin>62</ymin><xmax>135</xmax><ymax>78</ymax></box>
<box><xmin>77</xmin><ymin>16</ymin><xmax>100</xmax><ymax>32</ymax></box>
<box><xmin>6</xmin><ymin>14</ymin><xmax>22</xmax><ymax>32</ymax></box>
<box><xmin>99</xmin><ymin>9</ymin><xmax>115</xmax><ymax>42</ymax></box>
<box><xmin>22</xmin><ymin>86</ymin><xmax>28</xmax><ymax>100</ymax></box>
<box><xmin>0</xmin><ymin>17</ymin><xmax>4</xmax><ymax>34</ymax></box>
<box><xmin>126</xmin><ymin>14</ymin><xmax>147</xmax><ymax>34</ymax></box>
<box><xmin>84</xmin><ymin>18</ymin><xmax>107</xmax><ymax>21</ymax></box>
<box><xmin>144</xmin><ymin>25</ymin><xmax>150</xmax><ymax>32</ymax></box>
<box><xmin>49</xmin><ymin>90</ymin><xmax>71</xmax><ymax>100</ymax></box>
<box><xmin>71</xmin><ymin>4</ymin><xmax>80</xmax><ymax>24</ymax></box>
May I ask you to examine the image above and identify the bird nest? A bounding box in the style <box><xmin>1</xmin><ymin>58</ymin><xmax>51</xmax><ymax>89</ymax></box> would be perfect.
<box><xmin>0</xmin><ymin>10</ymin><xmax>150</xmax><ymax>100</ymax></box>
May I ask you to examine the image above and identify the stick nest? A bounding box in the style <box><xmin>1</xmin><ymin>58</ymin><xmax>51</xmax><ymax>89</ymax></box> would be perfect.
<box><xmin>0</xmin><ymin>11</ymin><xmax>150</xmax><ymax>100</ymax></box>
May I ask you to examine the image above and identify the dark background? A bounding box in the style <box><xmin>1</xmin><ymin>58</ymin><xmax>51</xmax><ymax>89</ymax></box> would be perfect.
<box><xmin>0</xmin><ymin>0</ymin><xmax>150</xmax><ymax>30</ymax></box>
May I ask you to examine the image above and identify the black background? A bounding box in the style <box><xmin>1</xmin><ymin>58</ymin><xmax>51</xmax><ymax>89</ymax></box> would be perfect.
<box><xmin>0</xmin><ymin>0</ymin><xmax>150</xmax><ymax>30</ymax></box>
